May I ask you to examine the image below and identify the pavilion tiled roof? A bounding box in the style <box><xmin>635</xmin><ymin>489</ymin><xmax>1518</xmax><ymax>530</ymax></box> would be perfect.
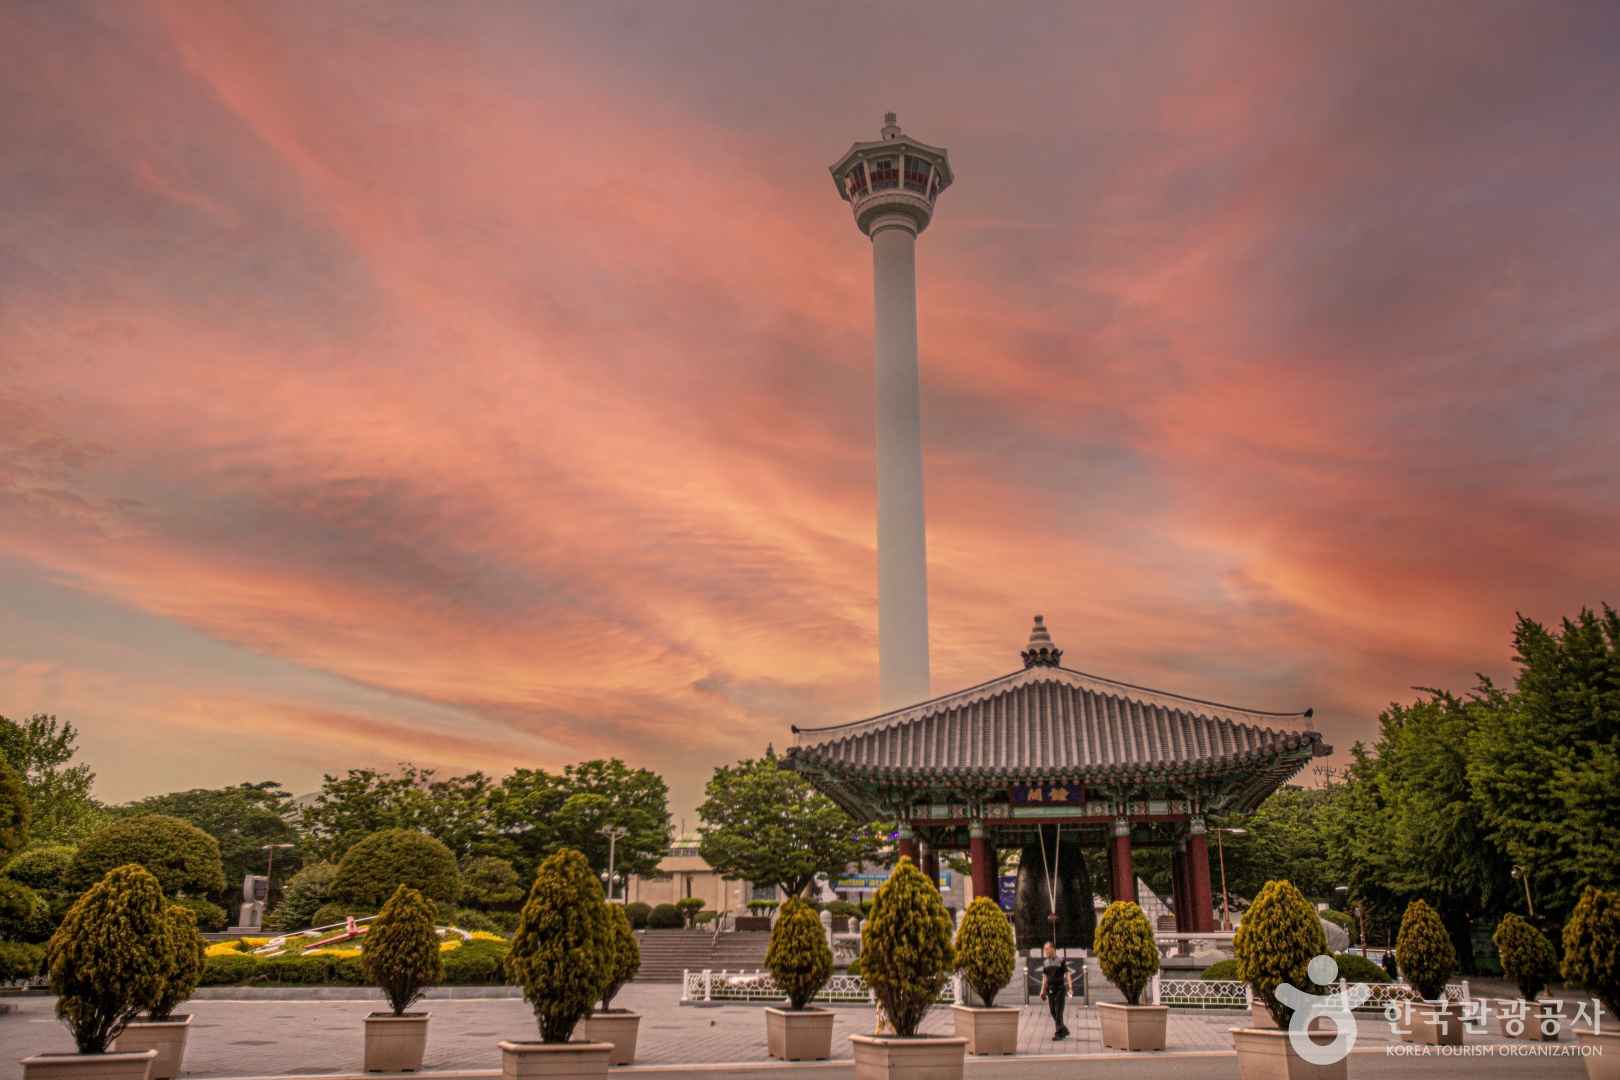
<box><xmin>787</xmin><ymin>616</ymin><xmax>1328</xmax><ymax>789</ymax></box>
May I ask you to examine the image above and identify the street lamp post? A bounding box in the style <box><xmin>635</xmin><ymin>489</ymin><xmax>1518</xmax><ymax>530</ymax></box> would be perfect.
<box><xmin>1512</xmin><ymin>865</ymin><xmax>1535</xmax><ymax>918</ymax></box>
<box><xmin>262</xmin><ymin>843</ymin><xmax>294</xmax><ymax>887</ymax></box>
<box><xmin>601</xmin><ymin>825</ymin><xmax>628</xmax><ymax>902</ymax></box>
<box><xmin>1213</xmin><ymin>827</ymin><xmax>1246</xmax><ymax>931</ymax></box>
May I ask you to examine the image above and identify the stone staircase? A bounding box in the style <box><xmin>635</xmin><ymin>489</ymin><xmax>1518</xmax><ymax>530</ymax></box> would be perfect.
<box><xmin>634</xmin><ymin>929</ymin><xmax>771</xmax><ymax>983</ymax></box>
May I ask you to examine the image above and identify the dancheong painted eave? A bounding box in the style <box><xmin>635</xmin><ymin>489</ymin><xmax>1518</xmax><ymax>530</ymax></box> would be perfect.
<box><xmin>784</xmin><ymin>615</ymin><xmax>1330</xmax><ymax>794</ymax></box>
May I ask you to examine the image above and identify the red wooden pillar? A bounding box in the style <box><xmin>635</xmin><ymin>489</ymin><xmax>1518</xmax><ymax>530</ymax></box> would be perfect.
<box><xmin>1187</xmin><ymin>818</ymin><xmax>1214</xmax><ymax>932</ymax></box>
<box><xmin>1110</xmin><ymin>818</ymin><xmax>1135</xmax><ymax>903</ymax></box>
<box><xmin>897</xmin><ymin>825</ymin><xmax>919</xmax><ymax>866</ymax></box>
<box><xmin>969</xmin><ymin>821</ymin><xmax>994</xmax><ymax>904</ymax></box>
<box><xmin>921</xmin><ymin>844</ymin><xmax>941</xmax><ymax>888</ymax></box>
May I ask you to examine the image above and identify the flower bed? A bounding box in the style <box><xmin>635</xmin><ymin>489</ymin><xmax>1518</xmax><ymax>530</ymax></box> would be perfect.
<box><xmin>201</xmin><ymin>936</ymin><xmax>509</xmax><ymax>986</ymax></box>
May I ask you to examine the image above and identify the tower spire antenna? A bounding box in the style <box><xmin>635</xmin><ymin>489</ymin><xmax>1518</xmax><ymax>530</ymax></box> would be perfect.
<box><xmin>828</xmin><ymin>119</ymin><xmax>954</xmax><ymax>709</ymax></box>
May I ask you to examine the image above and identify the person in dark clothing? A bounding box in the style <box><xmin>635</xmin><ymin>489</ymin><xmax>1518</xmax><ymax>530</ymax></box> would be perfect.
<box><xmin>1038</xmin><ymin>941</ymin><xmax>1074</xmax><ymax>1040</ymax></box>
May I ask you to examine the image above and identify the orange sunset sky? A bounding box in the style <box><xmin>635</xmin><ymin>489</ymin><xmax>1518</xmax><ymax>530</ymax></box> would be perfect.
<box><xmin>3</xmin><ymin>1</ymin><xmax>1617</xmax><ymax>825</ymax></box>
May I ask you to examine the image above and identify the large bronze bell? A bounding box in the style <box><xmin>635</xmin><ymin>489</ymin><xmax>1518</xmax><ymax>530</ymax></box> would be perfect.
<box><xmin>1012</xmin><ymin>825</ymin><xmax>1094</xmax><ymax>949</ymax></box>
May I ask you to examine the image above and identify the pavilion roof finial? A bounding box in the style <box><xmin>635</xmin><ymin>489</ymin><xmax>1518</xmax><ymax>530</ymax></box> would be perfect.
<box><xmin>881</xmin><ymin>111</ymin><xmax>902</xmax><ymax>140</ymax></box>
<box><xmin>1021</xmin><ymin>613</ymin><xmax>1063</xmax><ymax>668</ymax></box>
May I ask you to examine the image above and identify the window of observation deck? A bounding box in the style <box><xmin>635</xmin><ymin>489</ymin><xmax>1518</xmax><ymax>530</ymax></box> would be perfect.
<box><xmin>903</xmin><ymin>156</ymin><xmax>931</xmax><ymax>193</ymax></box>
<box><xmin>929</xmin><ymin>171</ymin><xmax>941</xmax><ymax>202</ymax></box>
<box><xmin>845</xmin><ymin>162</ymin><xmax>868</xmax><ymax>198</ymax></box>
<box><xmin>869</xmin><ymin>156</ymin><xmax>899</xmax><ymax>190</ymax></box>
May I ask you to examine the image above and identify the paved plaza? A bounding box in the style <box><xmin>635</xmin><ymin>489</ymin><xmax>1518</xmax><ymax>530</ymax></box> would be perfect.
<box><xmin>0</xmin><ymin>983</ymin><xmax>1595</xmax><ymax>1079</ymax></box>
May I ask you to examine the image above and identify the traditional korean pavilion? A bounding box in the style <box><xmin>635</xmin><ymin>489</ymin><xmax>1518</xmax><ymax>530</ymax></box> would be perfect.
<box><xmin>786</xmin><ymin>615</ymin><xmax>1330</xmax><ymax>941</ymax></box>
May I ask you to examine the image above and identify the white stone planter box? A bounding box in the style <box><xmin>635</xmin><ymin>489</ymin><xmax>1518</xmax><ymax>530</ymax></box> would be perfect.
<box><xmin>850</xmin><ymin>1033</ymin><xmax>967</xmax><ymax>1080</ymax></box>
<box><xmin>1231</xmin><ymin>1027</ymin><xmax>1347</xmax><ymax>1080</ymax></box>
<box><xmin>950</xmin><ymin>1004</ymin><xmax>1018</xmax><ymax>1055</ymax></box>
<box><xmin>765</xmin><ymin>1006</ymin><xmax>834</xmax><ymax>1061</ymax></box>
<box><xmin>1410</xmin><ymin>1000</ymin><xmax>1463</xmax><ymax>1046</ymax></box>
<box><xmin>21</xmin><ymin>1050</ymin><xmax>157</xmax><ymax>1080</ymax></box>
<box><xmin>497</xmin><ymin>1040</ymin><xmax>612</xmax><ymax>1080</ymax></box>
<box><xmin>1097</xmin><ymin>1001</ymin><xmax>1168</xmax><ymax>1051</ymax></box>
<box><xmin>364</xmin><ymin>1012</ymin><xmax>429</xmax><ymax>1072</ymax></box>
<box><xmin>580</xmin><ymin>1010</ymin><xmax>640</xmax><ymax>1066</ymax></box>
<box><xmin>1574</xmin><ymin>1027</ymin><xmax>1620</xmax><ymax>1080</ymax></box>
<box><xmin>112</xmin><ymin>1015</ymin><xmax>192</xmax><ymax>1080</ymax></box>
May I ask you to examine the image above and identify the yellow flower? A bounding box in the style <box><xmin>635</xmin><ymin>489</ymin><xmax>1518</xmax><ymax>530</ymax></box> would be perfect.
<box><xmin>439</xmin><ymin>939</ymin><xmax>462</xmax><ymax>952</ymax></box>
<box><xmin>468</xmin><ymin>931</ymin><xmax>507</xmax><ymax>942</ymax></box>
<box><xmin>205</xmin><ymin>941</ymin><xmax>245</xmax><ymax>957</ymax></box>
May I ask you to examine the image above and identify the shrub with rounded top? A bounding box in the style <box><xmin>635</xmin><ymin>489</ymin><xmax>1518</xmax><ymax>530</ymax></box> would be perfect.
<box><xmin>363</xmin><ymin>884</ymin><xmax>444</xmax><ymax>1015</ymax></box>
<box><xmin>860</xmin><ymin>857</ymin><xmax>954</xmax><ymax>1037</ymax></box>
<box><xmin>68</xmin><ymin>815</ymin><xmax>226</xmax><ymax>898</ymax></box>
<box><xmin>46</xmin><ymin>864</ymin><xmax>171</xmax><ymax>1053</ymax></box>
<box><xmin>1201</xmin><ymin>959</ymin><xmax>1238</xmax><ymax>980</ymax></box>
<box><xmin>3</xmin><ymin>844</ymin><xmax>76</xmax><ymax>892</ymax></box>
<box><xmin>676</xmin><ymin>896</ymin><xmax>706</xmax><ymax>927</ymax></box>
<box><xmin>0</xmin><ymin>940</ymin><xmax>44</xmax><ymax>982</ymax></box>
<box><xmin>1561</xmin><ymin>885</ymin><xmax>1620</xmax><ymax>1019</ymax></box>
<box><xmin>647</xmin><ymin>902</ymin><xmax>684</xmax><ymax>929</ymax></box>
<box><xmin>504</xmin><ymin>848</ymin><xmax>613</xmax><ymax>1043</ymax></box>
<box><xmin>1395</xmin><ymin>899</ymin><xmax>1456</xmax><ymax>1001</ymax></box>
<box><xmin>1234</xmin><ymin>879</ymin><xmax>1327</xmax><ymax>1027</ymax></box>
<box><xmin>310</xmin><ymin>901</ymin><xmax>377</xmax><ymax>930</ymax></box>
<box><xmin>954</xmin><ymin>897</ymin><xmax>1015</xmax><ymax>1007</ymax></box>
<box><xmin>460</xmin><ymin>856</ymin><xmax>524</xmax><ymax>911</ymax></box>
<box><xmin>1094</xmin><ymin>900</ymin><xmax>1160</xmax><ymax>1006</ymax></box>
<box><xmin>1494</xmin><ymin>913</ymin><xmax>1557</xmax><ymax>1002</ymax></box>
<box><xmin>267</xmin><ymin>861</ymin><xmax>338</xmax><ymax>931</ymax></box>
<box><xmin>0</xmin><ymin>760</ymin><xmax>30</xmax><ymax>863</ymax></box>
<box><xmin>0</xmin><ymin>878</ymin><xmax>52</xmax><ymax>943</ymax></box>
<box><xmin>332</xmin><ymin>829</ymin><xmax>460</xmax><ymax>909</ymax></box>
<box><xmin>599</xmin><ymin>903</ymin><xmax>641</xmax><ymax>1010</ymax></box>
<box><xmin>1330</xmin><ymin>952</ymin><xmax>1390</xmax><ymax>984</ymax></box>
<box><xmin>623</xmin><ymin>901</ymin><xmax>652</xmax><ymax>929</ymax></box>
<box><xmin>149</xmin><ymin>905</ymin><xmax>206</xmax><ymax>1020</ymax></box>
<box><xmin>171</xmin><ymin>895</ymin><xmax>227</xmax><ymax>932</ymax></box>
<box><xmin>765</xmin><ymin>898</ymin><xmax>832</xmax><ymax>1010</ymax></box>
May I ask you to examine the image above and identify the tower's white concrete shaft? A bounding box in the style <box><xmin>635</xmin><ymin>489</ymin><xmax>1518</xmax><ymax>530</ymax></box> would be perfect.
<box><xmin>829</xmin><ymin>114</ymin><xmax>954</xmax><ymax>709</ymax></box>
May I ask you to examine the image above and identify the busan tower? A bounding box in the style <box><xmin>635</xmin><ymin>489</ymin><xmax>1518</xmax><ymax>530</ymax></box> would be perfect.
<box><xmin>829</xmin><ymin>114</ymin><xmax>954</xmax><ymax>709</ymax></box>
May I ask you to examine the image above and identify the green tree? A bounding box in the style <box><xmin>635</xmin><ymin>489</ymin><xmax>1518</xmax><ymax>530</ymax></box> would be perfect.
<box><xmin>459</xmin><ymin>855</ymin><xmax>524</xmax><ymax>910</ymax></box>
<box><xmin>149</xmin><ymin>905</ymin><xmax>206</xmax><ymax>1021</ymax></box>
<box><xmin>1234</xmin><ymin>879</ymin><xmax>1327</xmax><ymax>1027</ymax></box>
<box><xmin>331</xmin><ymin>829</ymin><xmax>460</xmax><ymax>909</ymax></box>
<box><xmin>599</xmin><ymin>903</ymin><xmax>640</xmax><ymax>1010</ymax></box>
<box><xmin>0</xmin><ymin>759</ymin><xmax>29</xmax><ymax>862</ymax></box>
<box><xmin>1469</xmin><ymin>607</ymin><xmax>1620</xmax><ymax>921</ymax></box>
<box><xmin>0</xmin><ymin>714</ymin><xmax>102</xmax><ymax>845</ymax></box>
<box><xmin>954</xmin><ymin>896</ymin><xmax>1016</xmax><ymax>1007</ymax></box>
<box><xmin>363</xmin><ymin>885</ymin><xmax>443</xmax><ymax>1015</ymax></box>
<box><xmin>46</xmin><ymin>864</ymin><xmax>170</xmax><ymax>1053</ymax></box>
<box><xmin>298</xmin><ymin>765</ymin><xmax>492</xmax><ymax>861</ymax></box>
<box><xmin>699</xmin><ymin>751</ymin><xmax>884</xmax><ymax>897</ymax></box>
<box><xmin>116</xmin><ymin>783</ymin><xmax>300</xmax><ymax>901</ymax></box>
<box><xmin>505</xmin><ymin>848</ymin><xmax>613</xmax><ymax>1043</ymax></box>
<box><xmin>860</xmin><ymin>857</ymin><xmax>953</xmax><ymax>1037</ymax></box>
<box><xmin>765</xmin><ymin>898</ymin><xmax>832</xmax><ymax>1010</ymax></box>
<box><xmin>1093</xmin><ymin>900</ymin><xmax>1159</xmax><ymax>1006</ymax></box>
<box><xmin>266</xmin><ymin>860</ymin><xmax>338</xmax><ymax>931</ymax></box>
<box><xmin>68</xmin><ymin>815</ymin><xmax>227</xmax><ymax>898</ymax></box>
<box><xmin>1396</xmin><ymin>898</ymin><xmax>1457</xmax><ymax>1001</ymax></box>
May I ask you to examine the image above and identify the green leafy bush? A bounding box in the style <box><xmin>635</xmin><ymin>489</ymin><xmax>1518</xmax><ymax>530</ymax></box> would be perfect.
<box><xmin>0</xmin><ymin>941</ymin><xmax>44</xmax><ymax>982</ymax></box>
<box><xmin>623</xmin><ymin>901</ymin><xmax>651</xmax><ymax>929</ymax></box>
<box><xmin>1331</xmin><ymin>952</ymin><xmax>1390</xmax><ymax>984</ymax></box>
<box><xmin>441</xmin><ymin>937</ymin><xmax>509</xmax><ymax>984</ymax></box>
<box><xmin>1094</xmin><ymin>900</ymin><xmax>1160</xmax><ymax>1006</ymax></box>
<box><xmin>676</xmin><ymin>896</ymin><xmax>706</xmax><ymax>927</ymax></box>
<box><xmin>1561</xmin><ymin>885</ymin><xmax>1620</xmax><ymax>1018</ymax></box>
<box><xmin>3</xmin><ymin>844</ymin><xmax>77</xmax><ymax>891</ymax></box>
<box><xmin>171</xmin><ymin>895</ymin><xmax>227</xmax><ymax>932</ymax></box>
<box><xmin>1234</xmin><ymin>879</ymin><xmax>1327</xmax><ymax>1027</ymax></box>
<box><xmin>451</xmin><ymin>907</ymin><xmax>498</xmax><ymax>932</ymax></box>
<box><xmin>505</xmin><ymin>848</ymin><xmax>613</xmax><ymax>1043</ymax></box>
<box><xmin>600</xmin><ymin>903</ymin><xmax>641</xmax><ymax>1010</ymax></box>
<box><xmin>648</xmin><ymin>902</ymin><xmax>684</xmax><ymax>929</ymax></box>
<box><xmin>363</xmin><ymin>884</ymin><xmax>443</xmax><ymax>1015</ymax></box>
<box><xmin>68</xmin><ymin>816</ymin><xmax>226</xmax><ymax>898</ymax></box>
<box><xmin>149</xmin><ymin>905</ymin><xmax>206</xmax><ymax>1020</ymax></box>
<box><xmin>0</xmin><ymin>878</ymin><xmax>53</xmax><ymax>942</ymax></box>
<box><xmin>954</xmin><ymin>897</ymin><xmax>1014</xmax><ymax>1007</ymax></box>
<box><xmin>765</xmin><ymin>898</ymin><xmax>832</xmax><ymax>1010</ymax></box>
<box><xmin>332</xmin><ymin>829</ymin><xmax>460</xmax><ymax>909</ymax></box>
<box><xmin>267</xmin><ymin>861</ymin><xmax>338</xmax><ymax>931</ymax></box>
<box><xmin>199</xmin><ymin>952</ymin><xmax>260</xmax><ymax>986</ymax></box>
<box><xmin>460</xmin><ymin>856</ymin><xmax>524</xmax><ymax>911</ymax></box>
<box><xmin>1395</xmin><ymin>899</ymin><xmax>1456</xmax><ymax>1001</ymax></box>
<box><xmin>1201</xmin><ymin>959</ymin><xmax>1238</xmax><ymax>980</ymax></box>
<box><xmin>860</xmin><ymin>857</ymin><xmax>953</xmax><ymax>1037</ymax></box>
<box><xmin>1494</xmin><ymin>913</ymin><xmax>1557</xmax><ymax>1002</ymax></box>
<box><xmin>747</xmin><ymin>899</ymin><xmax>779</xmax><ymax>913</ymax></box>
<box><xmin>46</xmin><ymin>864</ymin><xmax>171</xmax><ymax>1053</ymax></box>
<box><xmin>199</xmin><ymin>939</ymin><xmax>509</xmax><ymax>988</ymax></box>
<box><xmin>0</xmin><ymin>761</ymin><xmax>30</xmax><ymax>863</ymax></box>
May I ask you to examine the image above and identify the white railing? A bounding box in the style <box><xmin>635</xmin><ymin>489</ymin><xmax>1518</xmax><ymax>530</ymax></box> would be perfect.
<box><xmin>1151</xmin><ymin>976</ymin><xmax>1470</xmax><ymax>1010</ymax></box>
<box><xmin>1153</xmin><ymin>932</ymin><xmax>1236</xmax><ymax>959</ymax></box>
<box><xmin>680</xmin><ymin>969</ymin><xmax>956</xmax><ymax>1005</ymax></box>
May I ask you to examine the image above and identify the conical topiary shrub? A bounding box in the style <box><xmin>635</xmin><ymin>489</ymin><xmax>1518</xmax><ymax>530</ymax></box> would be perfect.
<box><xmin>1395</xmin><ymin>899</ymin><xmax>1456</xmax><ymax>1001</ymax></box>
<box><xmin>600</xmin><ymin>903</ymin><xmax>641</xmax><ymax>1010</ymax></box>
<box><xmin>505</xmin><ymin>849</ymin><xmax>613</xmax><ymax>1043</ymax></box>
<box><xmin>954</xmin><ymin>897</ymin><xmax>1015</xmax><ymax>1007</ymax></box>
<box><xmin>364</xmin><ymin>885</ymin><xmax>444</xmax><ymax>1015</ymax></box>
<box><xmin>45</xmin><ymin>864</ymin><xmax>171</xmax><ymax>1053</ymax></box>
<box><xmin>1094</xmin><ymin>900</ymin><xmax>1159</xmax><ymax>1006</ymax></box>
<box><xmin>765</xmin><ymin>899</ymin><xmax>833</xmax><ymax>1010</ymax></box>
<box><xmin>1561</xmin><ymin>886</ymin><xmax>1620</xmax><ymax>1019</ymax></box>
<box><xmin>860</xmin><ymin>856</ymin><xmax>954</xmax><ymax>1037</ymax></box>
<box><xmin>148</xmin><ymin>905</ymin><xmax>206</xmax><ymax>1021</ymax></box>
<box><xmin>1234</xmin><ymin>879</ymin><xmax>1327</xmax><ymax>1027</ymax></box>
<box><xmin>1493</xmin><ymin>913</ymin><xmax>1556</xmax><ymax>1003</ymax></box>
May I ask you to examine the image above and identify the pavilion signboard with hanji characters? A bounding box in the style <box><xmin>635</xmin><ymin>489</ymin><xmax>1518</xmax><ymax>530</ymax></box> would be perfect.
<box><xmin>786</xmin><ymin>616</ymin><xmax>1329</xmax><ymax>945</ymax></box>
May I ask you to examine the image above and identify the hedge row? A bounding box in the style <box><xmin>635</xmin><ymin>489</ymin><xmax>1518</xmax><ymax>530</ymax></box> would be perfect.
<box><xmin>1201</xmin><ymin>952</ymin><xmax>1389</xmax><ymax>984</ymax></box>
<box><xmin>200</xmin><ymin>937</ymin><xmax>508</xmax><ymax>987</ymax></box>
